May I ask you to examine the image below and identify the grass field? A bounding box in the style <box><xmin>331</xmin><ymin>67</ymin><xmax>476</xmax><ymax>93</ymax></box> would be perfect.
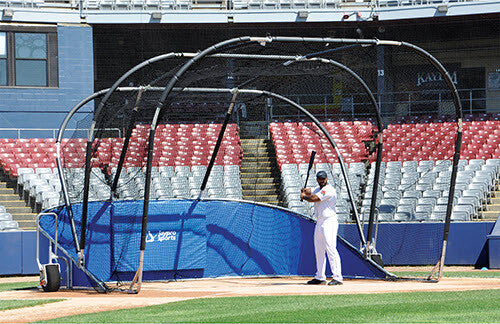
<box><xmin>0</xmin><ymin>281</ymin><xmax>38</xmax><ymax>291</ymax></box>
<box><xmin>0</xmin><ymin>299</ymin><xmax>62</xmax><ymax>311</ymax></box>
<box><xmin>392</xmin><ymin>271</ymin><xmax>500</xmax><ymax>279</ymax></box>
<box><xmin>38</xmin><ymin>289</ymin><xmax>500</xmax><ymax>323</ymax></box>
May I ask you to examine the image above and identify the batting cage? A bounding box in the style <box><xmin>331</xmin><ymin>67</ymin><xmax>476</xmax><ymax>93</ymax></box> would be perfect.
<box><xmin>37</xmin><ymin>36</ymin><xmax>463</xmax><ymax>292</ymax></box>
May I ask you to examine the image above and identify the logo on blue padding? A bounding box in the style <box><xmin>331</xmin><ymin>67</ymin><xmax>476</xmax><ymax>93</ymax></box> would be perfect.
<box><xmin>146</xmin><ymin>230</ymin><xmax>177</xmax><ymax>243</ymax></box>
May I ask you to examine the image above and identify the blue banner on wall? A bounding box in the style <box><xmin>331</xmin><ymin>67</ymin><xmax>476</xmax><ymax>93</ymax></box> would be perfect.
<box><xmin>111</xmin><ymin>200</ymin><xmax>207</xmax><ymax>272</ymax></box>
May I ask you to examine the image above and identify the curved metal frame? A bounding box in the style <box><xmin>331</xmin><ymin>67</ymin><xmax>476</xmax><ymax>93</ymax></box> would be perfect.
<box><xmin>149</xmin><ymin>36</ymin><xmax>462</xmax><ymax>282</ymax></box>
<box><xmin>70</xmin><ymin>50</ymin><xmax>385</xmax><ymax>263</ymax></box>
<box><xmin>57</xmin><ymin>36</ymin><xmax>462</xmax><ymax>285</ymax></box>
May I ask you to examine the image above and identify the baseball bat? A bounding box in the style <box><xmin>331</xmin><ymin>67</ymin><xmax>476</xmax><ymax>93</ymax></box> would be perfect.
<box><xmin>301</xmin><ymin>150</ymin><xmax>316</xmax><ymax>201</ymax></box>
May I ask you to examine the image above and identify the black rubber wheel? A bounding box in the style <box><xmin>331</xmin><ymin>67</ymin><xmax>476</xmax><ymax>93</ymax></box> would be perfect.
<box><xmin>42</xmin><ymin>264</ymin><xmax>61</xmax><ymax>292</ymax></box>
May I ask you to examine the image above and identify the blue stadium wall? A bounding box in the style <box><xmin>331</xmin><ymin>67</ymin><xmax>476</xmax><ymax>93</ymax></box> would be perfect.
<box><xmin>0</xmin><ymin>24</ymin><xmax>94</xmax><ymax>138</ymax></box>
<box><xmin>0</xmin><ymin>202</ymin><xmax>495</xmax><ymax>276</ymax></box>
<box><xmin>34</xmin><ymin>200</ymin><xmax>388</xmax><ymax>285</ymax></box>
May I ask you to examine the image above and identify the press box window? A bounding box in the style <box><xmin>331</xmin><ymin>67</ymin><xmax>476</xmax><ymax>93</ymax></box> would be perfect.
<box><xmin>15</xmin><ymin>33</ymin><xmax>47</xmax><ymax>86</ymax></box>
<box><xmin>0</xmin><ymin>27</ymin><xmax>58</xmax><ymax>88</ymax></box>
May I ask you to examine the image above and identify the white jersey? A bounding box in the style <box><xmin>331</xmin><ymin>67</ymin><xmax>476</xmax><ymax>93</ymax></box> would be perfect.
<box><xmin>312</xmin><ymin>183</ymin><xmax>337</xmax><ymax>221</ymax></box>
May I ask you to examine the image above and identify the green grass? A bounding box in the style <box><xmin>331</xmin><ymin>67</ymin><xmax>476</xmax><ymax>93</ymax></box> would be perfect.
<box><xmin>393</xmin><ymin>271</ymin><xmax>500</xmax><ymax>279</ymax></box>
<box><xmin>0</xmin><ymin>281</ymin><xmax>39</xmax><ymax>291</ymax></box>
<box><xmin>40</xmin><ymin>289</ymin><xmax>500</xmax><ymax>323</ymax></box>
<box><xmin>0</xmin><ymin>281</ymin><xmax>63</xmax><ymax>312</ymax></box>
<box><xmin>0</xmin><ymin>299</ymin><xmax>63</xmax><ymax>311</ymax></box>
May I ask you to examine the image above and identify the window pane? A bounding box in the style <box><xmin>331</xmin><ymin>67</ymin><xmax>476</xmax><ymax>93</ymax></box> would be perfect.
<box><xmin>15</xmin><ymin>33</ymin><xmax>46</xmax><ymax>59</ymax></box>
<box><xmin>16</xmin><ymin>60</ymin><xmax>46</xmax><ymax>86</ymax></box>
<box><xmin>0</xmin><ymin>59</ymin><xmax>6</xmax><ymax>85</ymax></box>
<box><xmin>0</xmin><ymin>32</ymin><xmax>5</xmax><ymax>58</ymax></box>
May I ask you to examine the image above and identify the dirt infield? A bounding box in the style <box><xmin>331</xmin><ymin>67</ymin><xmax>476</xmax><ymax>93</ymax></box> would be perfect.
<box><xmin>0</xmin><ymin>273</ymin><xmax>499</xmax><ymax>323</ymax></box>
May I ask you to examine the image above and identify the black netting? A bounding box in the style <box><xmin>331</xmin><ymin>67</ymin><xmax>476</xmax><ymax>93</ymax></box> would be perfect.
<box><xmin>58</xmin><ymin>38</ymin><xmax>464</xmax><ymax>286</ymax></box>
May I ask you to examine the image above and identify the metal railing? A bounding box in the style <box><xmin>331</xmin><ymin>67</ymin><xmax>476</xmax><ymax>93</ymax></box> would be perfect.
<box><xmin>0</xmin><ymin>0</ymin><xmax>478</xmax><ymax>10</ymax></box>
<box><xmin>269</xmin><ymin>88</ymin><xmax>499</xmax><ymax>120</ymax></box>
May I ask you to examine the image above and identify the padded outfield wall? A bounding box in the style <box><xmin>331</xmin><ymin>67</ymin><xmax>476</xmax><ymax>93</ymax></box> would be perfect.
<box><xmin>37</xmin><ymin>199</ymin><xmax>388</xmax><ymax>286</ymax></box>
<box><xmin>0</xmin><ymin>208</ymin><xmax>494</xmax><ymax>276</ymax></box>
<box><xmin>17</xmin><ymin>199</ymin><xmax>494</xmax><ymax>286</ymax></box>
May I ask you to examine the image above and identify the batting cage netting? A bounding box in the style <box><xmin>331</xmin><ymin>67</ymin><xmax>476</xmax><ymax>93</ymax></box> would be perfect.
<box><xmin>42</xmin><ymin>36</ymin><xmax>465</xmax><ymax>291</ymax></box>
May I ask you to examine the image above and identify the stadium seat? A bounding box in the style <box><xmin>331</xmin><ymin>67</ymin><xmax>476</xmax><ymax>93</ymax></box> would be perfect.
<box><xmin>0</xmin><ymin>220</ymin><xmax>19</xmax><ymax>231</ymax></box>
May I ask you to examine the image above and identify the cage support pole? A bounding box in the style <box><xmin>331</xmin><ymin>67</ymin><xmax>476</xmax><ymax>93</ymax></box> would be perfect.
<box><xmin>397</xmin><ymin>42</ymin><xmax>463</xmax><ymax>281</ymax></box>
<box><xmin>56</xmin><ymin>91</ymin><xmax>111</xmax><ymax>265</ymax></box>
<box><xmin>310</xmin><ymin>57</ymin><xmax>383</xmax><ymax>254</ymax></box>
<box><xmin>111</xmin><ymin>89</ymin><xmax>144</xmax><ymax>195</ymax></box>
<box><xmin>199</xmin><ymin>90</ymin><xmax>239</xmax><ymax>197</ymax></box>
<box><xmin>428</xmin><ymin>126</ymin><xmax>463</xmax><ymax>280</ymax></box>
<box><xmin>79</xmin><ymin>138</ymin><xmax>93</xmax><ymax>266</ymax></box>
<box><xmin>55</xmin><ymin>143</ymin><xmax>81</xmax><ymax>259</ymax></box>
<box><xmin>110</xmin><ymin>109</ymin><xmax>138</xmax><ymax>195</ymax></box>
<box><xmin>129</xmin><ymin>37</ymin><xmax>253</xmax><ymax>293</ymax></box>
<box><xmin>366</xmin><ymin>133</ymin><xmax>383</xmax><ymax>256</ymax></box>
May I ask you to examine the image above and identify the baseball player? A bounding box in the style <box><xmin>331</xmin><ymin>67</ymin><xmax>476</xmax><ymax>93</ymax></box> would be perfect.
<box><xmin>300</xmin><ymin>170</ymin><xmax>343</xmax><ymax>285</ymax></box>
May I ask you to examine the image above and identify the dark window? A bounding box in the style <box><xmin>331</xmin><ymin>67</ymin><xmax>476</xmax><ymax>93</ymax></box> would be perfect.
<box><xmin>0</xmin><ymin>26</ymin><xmax>58</xmax><ymax>88</ymax></box>
<box><xmin>0</xmin><ymin>32</ymin><xmax>6</xmax><ymax>86</ymax></box>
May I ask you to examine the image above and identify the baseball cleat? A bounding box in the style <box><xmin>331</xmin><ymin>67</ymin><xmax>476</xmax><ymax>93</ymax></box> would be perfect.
<box><xmin>307</xmin><ymin>279</ymin><xmax>327</xmax><ymax>285</ymax></box>
<box><xmin>328</xmin><ymin>280</ymin><xmax>343</xmax><ymax>286</ymax></box>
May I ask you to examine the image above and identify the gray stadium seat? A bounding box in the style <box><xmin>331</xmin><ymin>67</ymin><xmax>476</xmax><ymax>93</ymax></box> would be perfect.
<box><xmin>413</xmin><ymin>211</ymin><xmax>431</xmax><ymax>221</ymax></box>
<box><xmin>159</xmin><ymin>166</ymin><xmax>175</xmax><ymax>178</ymax></box>
<box><xmin>403</xmin><ymin>190</ymin><xmax>422</xmax><ymax>199</ymax></box>
<box><xmin>377</xmin><ymin>213</ymin><xmax>393</xmax><ymax>222</ymax></box>
<box><xmin>451</xmin><ymin>211</ymin><xmax>470</xmax><ymax>221</ymax></box>
<box><xmin>453</xmin><ymin>204</ymin><xmax>473</xmax><ymax>220</ymax></box>
<box><xmin>0</xmin><ymin>213</ymin><xmax>12</xmax><ymax>221</ymax></box>
<box><xmin>393</xmin><ymin>212</ymin><xmax>411</xmax><ymax>222</ymax></box>
<box><xmin>429</xmin><ymin>211</ymin><xmax>446</xmax><ymax>222</ymax></box>
<box><xmin>396</xmin><ymin>205</ymin><xmax>414</xmax><ymax>220</ymax></box>
<box><xmin>0</xmin><ymin>220</ymin><xmax>19</xmax><ymax>231</ymax></box>
<box><xmin>423</xmin><ymin>190</ymin><xmax>441</xmax><ymax>199</ymax></box>
<box><xmin>418</xmin><ymin>197</ymin><xmax>437</xmax><ymax>207</ymax></box>
<box><xmin>378</xmin><ymin>198</ymin><xmax>398</xmax><ymax>215</ymax></box>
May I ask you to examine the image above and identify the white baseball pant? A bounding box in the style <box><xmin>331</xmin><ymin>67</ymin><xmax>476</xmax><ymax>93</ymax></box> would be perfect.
<box><xmin>314</xmin><ymin>217</ymin><xmax>343</xmax><ymax>282</ymax></box>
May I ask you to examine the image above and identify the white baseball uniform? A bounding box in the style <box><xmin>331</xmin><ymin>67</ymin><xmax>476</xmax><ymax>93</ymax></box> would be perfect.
<box><xmin>311</xmin><ymin>183</ymin><xmax>343</xmax><ymax>282</ymax></box>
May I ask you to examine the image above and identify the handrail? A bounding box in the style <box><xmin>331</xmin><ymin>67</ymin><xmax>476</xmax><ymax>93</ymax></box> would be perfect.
<box><xmin>269</xmin><ymin>88</ymin><xmax>499</xmax><ymax>120</ymax></box>
<box><xmin>0</xmin><ymin>0</ymin><xmax>481</xmax><ymax>11</ymax></box>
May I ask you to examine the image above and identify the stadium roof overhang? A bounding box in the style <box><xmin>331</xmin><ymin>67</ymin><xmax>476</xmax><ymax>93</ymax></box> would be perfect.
<box><xmin>1</xmin><ymin>0</ymin><xmax>499</xmax><ymax>24</ymax></box>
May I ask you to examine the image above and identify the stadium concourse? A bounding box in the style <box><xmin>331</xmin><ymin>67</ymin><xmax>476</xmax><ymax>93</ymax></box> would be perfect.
<box><xmin>1</xmin><ymin>113</ymin><xmax>500</xmax><ymax>231</ymax></box>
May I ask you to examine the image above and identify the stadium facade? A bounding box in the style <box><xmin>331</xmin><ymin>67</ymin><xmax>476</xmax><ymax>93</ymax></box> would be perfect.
<box><xmin>0</xmin><ymin>0</ymin><xmax>499</xmax><ymax>134</ymax></box>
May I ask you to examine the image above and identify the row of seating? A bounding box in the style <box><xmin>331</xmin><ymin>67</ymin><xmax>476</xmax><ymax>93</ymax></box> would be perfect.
<box><xmin>270</xmin><ymin>121</ymin><xmax>376</xmax><ymax>166</ymax></box>
<box><xmin>0</xmin><ymin>206</ymin><xmax>19</xmax><ymax>231</ymax></box>
<box><xmin>4</xmin><ymin>117</ymin><xmax>500</xmax><ymax>225</ymax></box>
<box><xmin>360</xmin><ymin>159</ymin><xmax>500</xmax><ymax>222</ymax></box>
<box><xmin>279</xmin><ymin>158</ymin><xmax>500</xmax><ymax>222</ymax></box>
<box><xmin>16</xmin><ymin>164</ymin><xmax>243</xmax><ymax>212</ymax></box>
<box><xmin>0</xmin><ymin>0</ymin><xmax>455</xmax><ymax>11</ymax></box>
<box><xmin>281</xmin><ymin>162</ymin><xmax>367</xmax><ymax>218</ymax></box>
<box><xmin>80</xmin><ymin>0</ymin><xmax>356</xmax><ymax>11</ymax></box>
<box><xmin>0</xmin><ymin>123</ymin><xmax>242</xmax><ymax>177</ymax></box>
<box><xmin>111</xmin><ymin>164</ymin><xmax>243</xmax><ymax>201</ymax></box>
<box><xmin>384</xmin><ymin>120</ymin><xmax>500</xmax><ymax>161</ymax></box>
<box><xmin>394</xmin><ymin>113</ymin><xmax>500</xmax><ymax>124</ymax></box>
<box><xmin>270</xmin><ymin>118</ymin><xmax>500</xmax><ymax>167</ymax></box>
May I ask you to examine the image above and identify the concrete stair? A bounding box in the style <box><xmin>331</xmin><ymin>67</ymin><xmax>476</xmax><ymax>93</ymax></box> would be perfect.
<box><xmin>0</xmin><ymin>182</ymin><xmax>37</xmax><ymax>230</ymax></box>
<box><xmin>239</xmin><ymin>121</ymin><xmax>269</xmax><ymax>139</ymax></box>
<box><xmin>239</xmin><ymin>121</ymin><xmax>282</xmax><ymax>206</ymax></box>
<box><xmin>482</xmin><ymin>190</ymin><xmax>500</xmax><ymax>220</ymax></box>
